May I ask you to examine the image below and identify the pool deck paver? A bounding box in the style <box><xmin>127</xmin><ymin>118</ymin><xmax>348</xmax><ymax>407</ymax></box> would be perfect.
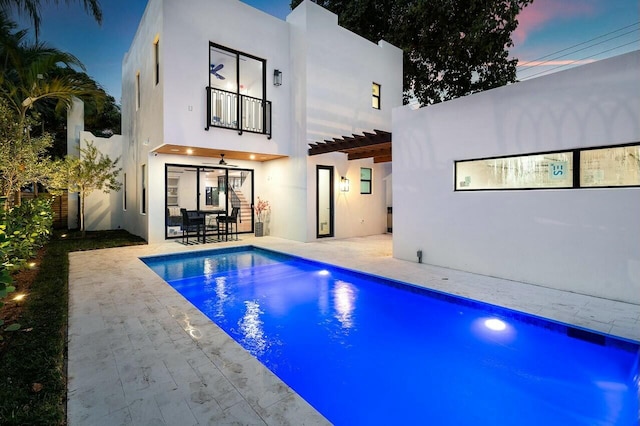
<box><xmin>67</xmin><ymin>234</ymin><xmax>640</xmax><ymax>425</ymax></box>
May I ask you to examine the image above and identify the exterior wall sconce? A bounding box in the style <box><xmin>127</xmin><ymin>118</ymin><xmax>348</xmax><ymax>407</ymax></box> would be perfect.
<box><xmin>340</xmin><ymin>177</ymin><xmax>350</xmax><ymax>192</ymax></box>
<box><xmin>273</xmin><ymin>69</ymin><xmax>282</xmax><ymax>86</ymax></box>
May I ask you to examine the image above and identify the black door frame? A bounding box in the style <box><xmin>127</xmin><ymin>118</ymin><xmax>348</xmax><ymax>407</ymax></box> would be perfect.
<box><xmin>316</xmin><ymin>165</ymin><xmax>334</xmax><ymax>238</ymax></box>
<box><xmin>164</xmin><ymin>163</ymin><xmax>254</xmax><ymax>239</ymax></box>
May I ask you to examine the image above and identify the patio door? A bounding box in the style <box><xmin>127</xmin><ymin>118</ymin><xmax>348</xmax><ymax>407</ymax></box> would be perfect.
<box><xmin>316</xmin><ymin>165</ymin><xmax>334</xmax><ymax>238</ymax></box>
<box><xmin>165</xmin><ymin>164</ymin><xmax>254</xmax><ymax>239</ymax></box>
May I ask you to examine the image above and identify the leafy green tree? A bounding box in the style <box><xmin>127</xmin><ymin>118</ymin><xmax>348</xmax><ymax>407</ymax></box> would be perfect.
<box><xmin>50</xmin><ymin>141</ymin><xmax>121</xmax><ymax>236</ymax></box>
<box><xmin>0</xmin><ymin>98</ymin><xmax>54</xmax><ymax>210</ymax></box>
<box><xmin>0</xmin><ymin>13</ymin><xmax>104</xmax><ymax>206</ymax></box>
<box><xmin>0</xmin><ymin>0</ymin><xmax>102</xmax><ymax>39</ymax></box>
<box><xmin>33</xmin><ymin>68</ymin><xmax>121</xmax><ymax>158</ymax></box>
<box><xmin>291</xmin><ymin>0</ymin><xmax>533</xmax><ymax>106</ymax></box>
<box><xmin>84</xmin><ymin>92</ymin><xmax>120</xmax><ymax>137</ymax></box>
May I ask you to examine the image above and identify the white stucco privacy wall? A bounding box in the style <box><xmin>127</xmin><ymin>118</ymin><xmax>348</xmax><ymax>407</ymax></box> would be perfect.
<box><xmin>393</xmin><ymin>51</ymin><xmax>640</xmax><ymax>304</ymax></box>
<box><xmin>66</xmin><ymin>99</ymin><xmax>84</xmax><ymax>229</ymax></box>
<box><xmin>80</xmin><ymin>132</ymin><xmax>125</xmax><ymax>231</ymax></box>
<box><xmin>66</xmin><ymin>100</ymin><xmax>124</xmax><ymax>232</ymax></box>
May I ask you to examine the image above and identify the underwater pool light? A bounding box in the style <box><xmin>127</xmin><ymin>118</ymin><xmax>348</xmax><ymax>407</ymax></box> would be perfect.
<box><xmin>484</xmin><ymin>318</ymin><xmax>507</xmax><ymax>331</ymax></box>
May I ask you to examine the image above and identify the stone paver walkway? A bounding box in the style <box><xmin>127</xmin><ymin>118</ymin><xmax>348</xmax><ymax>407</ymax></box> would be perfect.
<box><xmin>68</xmin><ymin>234</ymin><xmax>639</xmax><ymax>425</ymax></box>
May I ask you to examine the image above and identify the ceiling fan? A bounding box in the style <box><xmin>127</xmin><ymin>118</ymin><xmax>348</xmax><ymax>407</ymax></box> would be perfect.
<box><xmin>218</xmin><ymin>153</ymin><xmax>237</xmax><ymax>167</ymax></box>
<box><xmin>210</xmin><ymin>63</ymin><xmax>225</xmax><ymax>80</ymax></box>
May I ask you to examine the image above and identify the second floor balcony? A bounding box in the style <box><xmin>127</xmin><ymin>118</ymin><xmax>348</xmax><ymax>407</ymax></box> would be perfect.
<box><xmin>206</xmin><ymin>87</ymin><xmax>272</xmax><ymax>138</ymax></box>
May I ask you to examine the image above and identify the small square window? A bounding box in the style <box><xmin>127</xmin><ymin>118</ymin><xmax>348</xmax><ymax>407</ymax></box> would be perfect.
<box><xmin>360</xmin><ymin>167</ymin><xmax>372</xmax><ymax>194</ymax></box>
<box><xmin>372</xmin><ymin>82</ymin><xmax>380</xmax><ymax>109</ymax></box>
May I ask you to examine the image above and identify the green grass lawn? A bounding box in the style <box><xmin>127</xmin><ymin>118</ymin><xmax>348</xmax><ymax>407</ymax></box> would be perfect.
<box><xmin>0</xmin><ymin>229</ymin><xmax>146</xmax><ymax>425</ymax></box>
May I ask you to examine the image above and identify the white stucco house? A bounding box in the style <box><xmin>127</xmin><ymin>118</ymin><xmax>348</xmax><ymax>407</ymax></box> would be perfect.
<box><xmin>74</xmin><ymin>0</ymin><xmax>639</xmax><ymax>306</ymax></box>
<box><xmin>116</xmin><ymin>0</ymin><xmax>401</xmax><ymax>245</ymax></box>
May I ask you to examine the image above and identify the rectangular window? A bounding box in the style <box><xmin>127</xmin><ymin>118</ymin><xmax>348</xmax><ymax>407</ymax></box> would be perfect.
<box><xmin>360</xmin><ymin>167</ymin><xmax>372</xmax><ymax>194</ymax></box>
<box><xmin>580</xmin><ymin>144</ymin><xmax>640</xmax><ymax>187</ymax></box>
<box><xmin>208</xmin><ymin>42</ymin><xmax>269</xmax><ymax>135</ymax></box>
<box><xmin>135</xmin><ymin>71</ymin><xmax>141</xmax><ymax>110</ymax></box>
<box><xmin>153</xmin><ymin>37</ymin><xmax>160</xmax><ymax>85</ymax></box>
<box><xmin>455</xmin><ymin>142</ymin><xmax>640</xmax><ymax>191</ymax></box>
<box><xmin>123</xmin><ymin>173</ymin><xmax>127</xmax><ymax>210</ymax></box>
<box><xmin>456</xmin><ymin>152</ymin><xmax>574</xmax><ymax>190</ymax></box>
<box><xmin>372</xmin><ymin>83</ymin><xmax>381</xmax><ymax>109</ymax></box>
<box><xmin>141</xmin><ymin>164</ymin><xmax>146</xmax><ymax>214</ymax></box>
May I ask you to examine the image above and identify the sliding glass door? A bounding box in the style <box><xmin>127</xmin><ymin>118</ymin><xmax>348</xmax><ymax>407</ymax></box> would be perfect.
<box><xmin>165</xmin><ymin>164</ymin><xmax>254</xmax><ymax>239</ymax></box>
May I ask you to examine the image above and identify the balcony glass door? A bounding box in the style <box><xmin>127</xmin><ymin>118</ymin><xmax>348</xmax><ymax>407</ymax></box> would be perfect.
<box><xmin>208</xmin><ymin>42</ymin><xmax>270</xmax><ymax>136</ymax></box>
<box><xmin>210</xmin><ymin>45</ymin><xmax>238</xmax><ymax>128</ymax></box>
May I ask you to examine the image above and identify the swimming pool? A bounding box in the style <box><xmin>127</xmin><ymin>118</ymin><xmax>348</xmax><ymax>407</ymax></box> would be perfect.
<box><xmin>142</xmin><ymin>246</ymin><xmax>639</xmax><ymax>425</ymax></box>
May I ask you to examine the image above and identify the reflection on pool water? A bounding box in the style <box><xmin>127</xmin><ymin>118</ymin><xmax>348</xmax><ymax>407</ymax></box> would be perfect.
<box><xmin>142</xmin><ymin>246</ymin><xmax>640</xmax><ymax>426</ymax></box>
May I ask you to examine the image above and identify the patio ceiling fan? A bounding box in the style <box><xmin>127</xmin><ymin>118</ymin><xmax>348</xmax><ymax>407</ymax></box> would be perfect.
<box><xmin>218</xmin><ymin>154</ymin><xmax>238</xmax><ymax>167</ymax></box>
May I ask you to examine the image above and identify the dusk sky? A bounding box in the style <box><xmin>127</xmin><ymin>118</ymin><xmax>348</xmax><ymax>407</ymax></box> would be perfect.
<box><xmin>14</xmin><ymin>0</ymin><xmax>640</xmax><ymax>103</ymax></box>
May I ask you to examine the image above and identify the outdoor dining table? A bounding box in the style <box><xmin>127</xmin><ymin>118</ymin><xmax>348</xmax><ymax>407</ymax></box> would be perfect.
<box><xmin>198</xmin><ymin>209</ymin><xmax>226</xmax><ymax>243</ymax></box>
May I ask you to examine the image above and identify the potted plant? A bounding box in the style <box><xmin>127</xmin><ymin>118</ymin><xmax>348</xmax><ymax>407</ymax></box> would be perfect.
<box><xmin>253</xmin><ymin>197</ymin><xmax>270</xmax><ymax>237</ymax></box>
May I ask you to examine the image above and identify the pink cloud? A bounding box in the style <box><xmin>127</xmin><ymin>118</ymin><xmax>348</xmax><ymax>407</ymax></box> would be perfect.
<box><xmin>514</xmin><ymin>0</ymin><xmax>597</xmax><ymax>45</ymax></box>
<box><xmin>517</xmin><ymin>59</ymin><xmax>596</xmax><ymax>67</ymax></box>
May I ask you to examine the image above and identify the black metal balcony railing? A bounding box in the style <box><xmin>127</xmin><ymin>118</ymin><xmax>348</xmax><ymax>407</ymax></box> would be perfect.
<box><xmin>205</xmin><ymin>87</ymin><xmax>272</xmax><ymax>138</ymax></box>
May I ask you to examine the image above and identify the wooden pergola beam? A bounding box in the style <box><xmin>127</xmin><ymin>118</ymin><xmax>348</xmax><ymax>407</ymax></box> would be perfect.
<box><xmin>373</xmin><ymin>155</ymin><xmax>392</xmax><ymax>163</ymax></box>
<box><xmin>346</xmin><ymin>147</ymin><xmax>391</xmax><ymax>161</ymax></box>
<box><xmin>308</xmin><ymin>129</ymin><xmax>392</xmax><ymax>157</ymax></box>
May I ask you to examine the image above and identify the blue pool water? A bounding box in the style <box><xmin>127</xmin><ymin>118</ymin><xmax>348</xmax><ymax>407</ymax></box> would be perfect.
<box><xmin>142</xmin><ymin>246</ymin><xmax>639</xmax><ymax>425</ymax></box>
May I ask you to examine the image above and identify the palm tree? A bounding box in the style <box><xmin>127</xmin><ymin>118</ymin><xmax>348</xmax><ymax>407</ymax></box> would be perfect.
<box><xmin>0</xmin><ymin>0</ymin><xmax>102</xmax><ymax>39</ymax></box>
<box><xmin>0</xmin><ymin>12</ymin><xmax>103</xmax><ymax>131</ymax></box>
<box><xmin>0</xmin><ymin>12</ymin><xmax>104</xmax><ymax>208</ymax></box>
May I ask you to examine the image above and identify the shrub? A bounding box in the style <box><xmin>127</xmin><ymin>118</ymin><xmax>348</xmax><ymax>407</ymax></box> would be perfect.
<box><xmin>0</xmin><ymin>196</ymin><xmax>53</xmax><ymax>340</ymax></box>
<box><xmin>1</xmin><ymin>197</ymin><xmax>53</xmax><ymax>270</ymax></box>
<box><xmin>0</xmin><ymin>232</ymin><xmax>18</xmax><ymax>341</ymax></box>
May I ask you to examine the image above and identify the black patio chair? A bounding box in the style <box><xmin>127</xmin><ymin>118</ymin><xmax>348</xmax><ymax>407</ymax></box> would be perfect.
<box><xmin>217</xmin><ymin>206</ymin><xmax>240</xmax><ymax>241</ymax></box>
<box><xmin>181</xmin><ymin>208</ymin><xmax>205</xmax><ymax>244</ymax></box>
